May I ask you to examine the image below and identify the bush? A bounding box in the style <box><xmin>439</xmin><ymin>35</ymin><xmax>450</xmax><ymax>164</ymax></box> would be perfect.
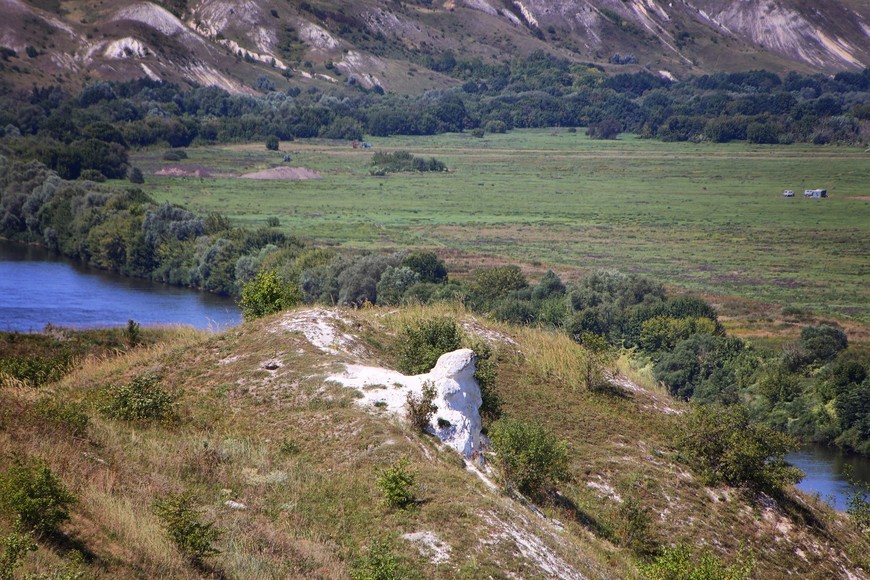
<box><xmin>616</xmin><ymin>481</ymin><xmax>657</xmax><ymax>556</ymax></box>
<box><xmin>641</xmin><ymin>544</ymin><xmax>754</xmax><ymax>580</ymax></box>
<box><xmin>468</xmin><ymin>338</ymin><xmax>500</xmax><ymax>426</ymax></box>
<box><xmin>351</xmin><ymin>538</ymin><xmax>404</xmax><ymax>580</ymax></box>
<box><xmin>265</xmin><ymin>135</ymin><xmax>279</xmax><ymax>150</ymax></box>
<box><xmin>128</xmin><ymin>166</ymin><xmax>144</xmax><ymax>184</ymax></box>
<box><xmin>79</xmin><ymin>168</ymin><xmax>106</xmax><ymax>182</ymax></box>
<box><xmin>32</xmin><ymin>399</ymin><xmax>89</xmax><ymax>437</ymax></box>
<box><xmin>370</xmin><ymin>150</ymin><xmax>446</xmax><ymax>173</ymax></box>
<box><xmin>800</xmin><ymin>325</ymin><xmax>848</xmax><ymax>364</ymax></box>
<box><xmin>162</xmin><ymin>149</ymin><xmax>188</xmax><ymax>161</ymax></box>
<box><xmin>239</xmin><ymin>269</ymin><xmax>302</xmax><ymax>320</ymax></box>
<box><xmin>0</xmin><ymin>531</ymin><xmax>37</xmax><ymax>580</ymax></box>
<box><xmin>154</xmin><ymin>491</ymin><xmax>222</xmax><ymax>565</ymax></box>
<box><xmin>401</xmin><ymin>250</ymin><xmax>448</xmax><ymax>284</ymax></box>
<box><xmin>101</xmin><ymin>373</ymin><xmax>175</xmax><ymax>422</ymax></box>
<box><xmin>406</xmin><ymin>381</ymin><xmax>437</xmax><ymax>432</ymax></box>
<box><xmin>471</xmin><ymin>127</ymin><xmax>485</xmax><ymax>138</ymax></box>
<box><xmin>488</xmin><ymin>418</ymin><xmax>569</xmax><ymax>499</ymax></box>
<box><xmin>470</xmin><ymin>265</ymin><xmax>528</xmax><ymax>303</ymax></box>
<box><xmin>677</xmin><ymin>405</ymin><xmax>803</xmax><ymax>493</ymax></box>
<box><xmin>395</xmin><ymin>317</ymin><xmax>463</xmax><ymax>375</ymax></box>
<box><xmin>376</xmin><ymin>458</ymin><xmax>416</xmax><ymax>509</ymax></box>
<box><xmin>577</xmin><ymin>333</ymin><xmax>615</xmax><ymax>391</ymax></box>
<box><xmin>484</xmin><ymin>120</ymin><xmax>507</xmax><ymax>133</ymax></box>
<box><xmin>0</xmin><ymin>457</ymin><xmax>76</xmax><ymax>536</ymax></box>
<box><xmin>376</xmin><ymin>266</ymin><xmax>420</xmax><ymax>306</ymax></box>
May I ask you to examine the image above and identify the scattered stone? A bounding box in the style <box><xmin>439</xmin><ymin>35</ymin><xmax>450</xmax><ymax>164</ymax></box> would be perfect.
<box><xmin>401</xmin><ymin>531</ymin><xmax>451</xmax><ymax>564</ymax></box>
<box><xmin>225</xmin><ymin>500</ymin><xmax>247</xmax><ymax>510</ymax></box>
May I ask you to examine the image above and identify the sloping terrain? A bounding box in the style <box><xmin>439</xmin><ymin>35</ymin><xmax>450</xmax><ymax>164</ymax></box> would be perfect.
<box><xmin>1</xmin><ymin>305</ymin><xmax>868</xmax><ymax>577</ymax></box>
<box><xmin>0</xmin><ymin>0</ymin><xmax>867</xmax><ymax>94</ymax></box>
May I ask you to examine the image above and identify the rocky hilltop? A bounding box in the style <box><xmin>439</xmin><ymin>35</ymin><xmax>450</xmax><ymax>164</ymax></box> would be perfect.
<box><xmin>0</xmin><ymin>0</ymin><xmax>867</xmax><ymax>93</ymax></box>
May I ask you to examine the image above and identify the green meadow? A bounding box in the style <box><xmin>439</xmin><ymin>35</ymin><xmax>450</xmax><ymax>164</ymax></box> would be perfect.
<box><xmin>130</xmin><ymin>130</ymin><xmax>870</xmax><ymax>324</ymax></box>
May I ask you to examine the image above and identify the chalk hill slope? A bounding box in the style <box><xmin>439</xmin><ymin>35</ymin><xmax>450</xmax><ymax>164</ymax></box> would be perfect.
<box><xmin>1</xmin><ymin>305</ymin><xmax>868</xmax><ymax>577</ymax></box>
<box><xmin>0</xmin><ymin>0</ymin><xmax>868</xmax><ymax>94</ymax></box>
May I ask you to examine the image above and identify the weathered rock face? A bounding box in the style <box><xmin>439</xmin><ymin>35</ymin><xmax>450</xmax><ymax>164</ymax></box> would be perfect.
<box><xmin>426</xmin><ymin>349</ymin><xmax>483</xmax><ymax>458</ymax></box>
<box><xmin>327</xmin><ymin>348</ymin><xmax>483</xmax><ymax>458</ymax></box>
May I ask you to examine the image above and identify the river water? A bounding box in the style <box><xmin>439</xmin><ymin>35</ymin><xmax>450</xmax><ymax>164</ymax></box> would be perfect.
<box><xmin>2</xmin><ymin>240</ymin><xmax>869</xmax><ymax>509</ymax></box>
<box><xmin>0</xmin><ymin>240</ymin><xmax>241</xmax><ymax>331</ymax></box>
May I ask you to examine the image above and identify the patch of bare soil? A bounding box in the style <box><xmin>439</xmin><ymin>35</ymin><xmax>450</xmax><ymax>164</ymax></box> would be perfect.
<box><xmin>155</xmin><ymin>165</ymin><xmax>212</xmax><ymax>177</ymax></box>
<box><xmin>240</xmin><ymin>167</ymin><xmax>322</xmax><ymax>180</ymax></box>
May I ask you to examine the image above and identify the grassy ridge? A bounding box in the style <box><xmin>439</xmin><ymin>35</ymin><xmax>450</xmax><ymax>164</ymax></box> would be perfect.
<box><xmin>131</xmin><ymin>130</ymin><xmax>870</xmax><ymax>325</ymax></box>
<box><xmin>2</xmin><ymin>307</ymin><xmax>868</xmax><ymax>577</ymax></box>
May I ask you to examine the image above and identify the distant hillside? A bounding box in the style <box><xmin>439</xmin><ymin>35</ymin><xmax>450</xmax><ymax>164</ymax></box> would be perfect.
<box><xmin>0</xmin><ymin>0</ymin><xmax>868</xmax><ymax>94</ymax></box>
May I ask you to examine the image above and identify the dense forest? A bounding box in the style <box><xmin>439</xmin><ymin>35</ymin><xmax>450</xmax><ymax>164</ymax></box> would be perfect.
<box><xmin>0</xmin><ymin>57</ymin><xmax>868</xmax><ymax>179</ymax></box>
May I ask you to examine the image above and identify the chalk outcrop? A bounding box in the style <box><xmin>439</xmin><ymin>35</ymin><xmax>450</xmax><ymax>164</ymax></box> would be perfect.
<box><xmin>328</xmin><ymin>348</ymin><xmax>483</xmax><ymax>458</ymax></box>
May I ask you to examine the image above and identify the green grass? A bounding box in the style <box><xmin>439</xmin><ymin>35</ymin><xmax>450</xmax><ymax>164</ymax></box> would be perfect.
<box><xmin>128</xmin><ymin>130</ymin><xmax>869</xmax><ymax>324</ymax></box>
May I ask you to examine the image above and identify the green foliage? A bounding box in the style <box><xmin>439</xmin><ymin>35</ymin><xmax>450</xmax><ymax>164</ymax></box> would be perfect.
<box><xmin>641</xmin><ymin>544</ymin><xmax>754</xmax><ymax>580</ymax></box>
<box><xmin>32</xmin><ymin>399</ymin><xmax>89</xmax><ymax>437</ymax></box>
<box><xmin>0</xmin><ymin>351</ymin><xmax>74</xmax><ymax>388</ymax></box>
<box><xmin>470</xmin><ymin>265</ymin><xmax>528</xmax><ymax>303</ymax></box>
<box><xmin>0</xmin><ymin>457</ymin><xmax>76</xmax><ymax>536</ymax></box>
<box><xmin>154</xmin><ymin>491</ymin><xmax>222</xmax><ymax>565</ymax></box>
<box><xmin>370</xmin><ymin>150</ymin><xmax>446</xmax><ymax>174</ymax></box>
<box><xmin>101</xmin><ymin>373</ymin><xmax>176</xmax><ymax>422</ymax></box>
<box><xmin>0</xmin><ymin>531</ymin><xmax>37</xmax><ymax>580</ymax></box>
<box><xmin>757</xmin><ymin>364</ymin><xmax>801</xmax><ymax>405</ymax></box>
<box><xmin>640</xmin><ymin>316</ymin><xmax>718</xmax><ymax>354</ymax></box>
<box><xmin>239</xmin><ymin>269</ymin><xmax>302</xmax><ymax>320</ymax></box>
<box><xmin>616</xmin><ymin>478</ymin><xmax>657</xmax><ymax>556</ymax></box>
<box><xmin>677</xmin><ymin>405</ymin><xmax>803</xmax><ymax>493</ymax></box>
<box><xmin>577</xmin><ymin>333</ymin><xmax>616</xmax><ymax>391</ymax></box>
<box><xmin>488</xmin><ymin>418</ymin><xmax>569</xmax><ymax>499</ymax></box>
<box><xmin>401</xmin><ymin>250</ymin><xmax>447</xmax><ymax>284</ymax></box>
<box><xmin>395</xmin><ymin>317</ymin><xmax>463</xmax><ymax>375</ymax></box>
<box><xmin>800</xmin><ymin>325</ymin><xmax>848</xmax><ymax>364</ymax></box>
<box><xmin>653</xmin><ymin>334</ymin><xmax>747</xmax><ymax>401</ymax></box>
<box><xmin>128</xmin><ymin>166</ymin><xmax>144</xmax><ymax>184</ymax></box>
<box><xmin>125</xmin><ymin>319</ymin><xmax>142</xmax><ymax>347</ymax></box>
<box><xmin>351</xmin><ymin>538</ymin><xmax>405</xmax><ymax>580</ymax></box>
<box><xmin>265</xmin><ymin>135</ymin><xmax>280</xmax><ymax>150</ymax></box>
<box><xmin>405</xmin><ymin>381</ymin><xmax>438</xmax><ymax>432</ymax></box>
<box><xmin>845</xmin><ymin>469</ymin><xmax>870</xmax><ymax>540</ymax></box>
<box><xmin>376</xmin><ymin>266</ymin><xmax>420</xmax><ymax>306</ymax></box>
<box><xmin>376</xmin><ymin>458</ymin><xmax>416</xmax><ymax>509</ymax></box>
<box><xmin>467</xmin><ymin>338</ymin><xmax>501</xmax><ymax>426</ymax></box>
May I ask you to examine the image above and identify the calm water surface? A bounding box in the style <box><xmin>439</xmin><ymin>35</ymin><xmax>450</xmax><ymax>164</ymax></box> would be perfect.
<box><xmin>787</xmin><ymin>444</ymin><xmax>870</xmax><ymax>511</ymax></box>
<box><xmin>0</xmin><ymin>240</ymin><xmax>241</xmax><ymax>331</ymax></box>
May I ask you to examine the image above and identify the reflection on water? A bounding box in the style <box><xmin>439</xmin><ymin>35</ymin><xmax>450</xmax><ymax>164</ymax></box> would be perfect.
<box><xmin>787</xmin><ymin>444</ymin><xmax>870</xmax><ymax>511</ymax></box>
<box><xmin>0</xmin><ymin>240</ymin><xmax>241</xmax><ymax>331</ymax></box>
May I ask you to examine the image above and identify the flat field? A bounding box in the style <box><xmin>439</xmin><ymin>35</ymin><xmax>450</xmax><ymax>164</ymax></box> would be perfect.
<box><xmin>130</xmin><ymin>130</ymin><xmax>869</xmax><ymax>326</ymax></box>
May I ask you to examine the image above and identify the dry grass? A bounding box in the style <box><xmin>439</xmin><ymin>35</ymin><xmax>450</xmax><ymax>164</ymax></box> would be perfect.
<box><xmin>1</xmin><ymin>307</ymin><xmax>867</xmax><ymax>578</ymax></box>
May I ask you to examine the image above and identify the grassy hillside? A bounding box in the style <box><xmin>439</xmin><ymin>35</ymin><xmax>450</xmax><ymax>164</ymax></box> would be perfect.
<box><xmin>130</xmin><ymin>130</ymin><xmax>870</xmax><ymax>329</ymax></box>
<box><xmin>1</xmin><ymin>305</ymin><xmax>868</xmax><ymax>578</ymax></box>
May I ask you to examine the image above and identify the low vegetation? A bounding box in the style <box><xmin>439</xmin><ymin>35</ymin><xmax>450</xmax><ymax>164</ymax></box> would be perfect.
<box><xmin>369</xmin><ymin>150</ymin><xmax>446</xmax><ymax>175</ymax></box>
<box><xmin>376</xmin><ymin>458</ymin><xmax>417</xmax><ymax>509</ymax></box>
<box><xmin>154</xmin><ymin>491</ymin><xmax>223</xmax><ymax>566</ymax></box>
<box><xmin>488</xmin><ymin>418</ymin><xmax>569</xmax><ymax>500</ymax></box>
<box><xmin>0</xmin><ymin>457</ymin><xmax>76</xmax><ymax>537</ymax></box>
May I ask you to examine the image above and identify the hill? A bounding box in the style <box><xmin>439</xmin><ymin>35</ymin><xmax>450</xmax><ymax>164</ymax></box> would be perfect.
<box><xmin>1</xmin><ymin>305</ymin><xmax>868</xmax><ymax>577</ymax></box>
<box><xmin>0</xmin><ymin>0</ymin><xmax>868</xmax><ymax>94</ymax></box>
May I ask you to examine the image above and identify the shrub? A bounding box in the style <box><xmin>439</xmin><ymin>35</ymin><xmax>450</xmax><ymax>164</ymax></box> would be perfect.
<box><xmin>406</xmin><ymin>381</ymin><xmax>437</xmax><ymax>432</ymax></box>
<box><xmin>0</xmin><ymin>352</ymin><xmax>74</xmax><ymax>387</ymax></box>
<box><xmin>401</xmin><ymin>250</ymin><xmax>448</xmax><ymax>284</ymax></box>
<box><xmin>488</xmin><ymin>418</ymin><xmax>569</xmax><ymax>499</ymax></box>
<box><xmin>32</xmin><ymin>399</ymin><xmax>89</xmax><ymax>437</ymax></box>
<box><xmin>484</xmin><ymin>120</ymin><xmax>507</xmax><ymax>133</ymax></box>
<box><xmin>370</xmin><ymin>150</ymin><xmax>446</xmax><ymax>173</ymax></box>
<box><xmin>800</xmin><ymin>325</ymin><xmax>848</xmax><ymax>364</ymax></box>
<box><xmin>101</xmin><ymin>373</ymin><xmax>176</xmax><ymax>422</ymax></box>
<box><xmin>641</xmin><ymin>544</ymin><xmax>754</xmax><ymax>580</ymax></box>
<box><xmin>0</xmin><ymin>457</ymin><xmax>76</xmax><ymax>537</ymax></box>
<box><xmin>470</xmin><ymin>265</ymin><xmax>528</xmax><ymax>303</ymax></box>
<box><xmin>577</xmin><ymin>333</ymin><xmax>615</xmax><ymax>391</ymax></box>
<box><xmin>471</xmin><ymin>127</ymin><xmax>485</xmax><ymax>138</ymax></box>
<box><xmin>265</xmin><ymin>135</ymin><xmax>280</xmax><ymax>150</ymax></box>
<box><xmin>0</xmin><ymin>531</ymin><xmax>37</xmax><ymax>580</ymax></box>
<box><xmin>677</xmin><ymin>405</ymin><xmax>803</xmax><ymax>493</ymax></box>
<box><xmin>125</xmin><ymin>319</ymin><xmax>142</xmax><ymax>347</ymax></box>
<box><xmin>468</xmin><ymin>338</ymin><xmax>500</xmax><ymax>426</ymax></box>
<box><xmin>351</xmin><ymin>538</ymin><xmax>404</xmax><ymax>580</ymax></box>
<box><xmin>162</xmin><ymin>149</ymin><xmax>187</xmax><ymax>161</ymax></box>
<box><xmin>154</xmin><ymin>491</ymin><xmax>222</xmax><ymax>565</ymax></box>
<box><xmin>79</xmin><ymin>168</ymin><xmax>106</xmax><ymax>182</ymax></box>
<box><xmin>395</xmin><ymin>317</ymin><xmax>463</xmax><ymax>375</ymax></box>
<box><xmin>376</xmin><ymin>266</ymin><xmax>420</xmax><ymax>306</ymax></box>
<box><xmin>376</xmin><ymin>458</ymin><xmax>416</xmax><ymax>509</ymax></box>
<box><xmin>616</xmin><ymin>481</ymin><xmax>657</xmax><ymax>556</ymax></box>
<box><xmin>239</xmin><ymin>269</ymin><xmax>302</xmax><ymax>320</ymax></box>
<box><xmin>128</xmin><ymin>166</ymin><xmax>144</xmax><ymax>184</ymax></box>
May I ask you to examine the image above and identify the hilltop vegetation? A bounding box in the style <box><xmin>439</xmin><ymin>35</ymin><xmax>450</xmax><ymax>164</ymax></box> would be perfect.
<box><xmin>1</xmin><ymin>305</ymin><xmax>868</xmax><ymax>578</ymax></box>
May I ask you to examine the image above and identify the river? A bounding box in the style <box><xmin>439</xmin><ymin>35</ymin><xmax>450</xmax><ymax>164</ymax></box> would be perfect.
<box><xmin>0</xmin><ymin>239</ymin><xmax>241</xmax><ymax>331</ymax></box>
<box><xmin>787</xmin><ymin>445</ymin><xmax>870</xmax><ymax>511</ymax></box>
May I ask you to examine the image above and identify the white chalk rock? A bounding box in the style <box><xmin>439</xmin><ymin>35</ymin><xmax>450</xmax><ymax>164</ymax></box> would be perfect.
<box><xmin>328</xmin><ymin>348</ymin><xmax>483</xmax><ymax>457</ymax></box>
<box><xmin>425</xmin><ymin>349</ymin><xmax>482</xmax><ymax>458</ymax></box>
